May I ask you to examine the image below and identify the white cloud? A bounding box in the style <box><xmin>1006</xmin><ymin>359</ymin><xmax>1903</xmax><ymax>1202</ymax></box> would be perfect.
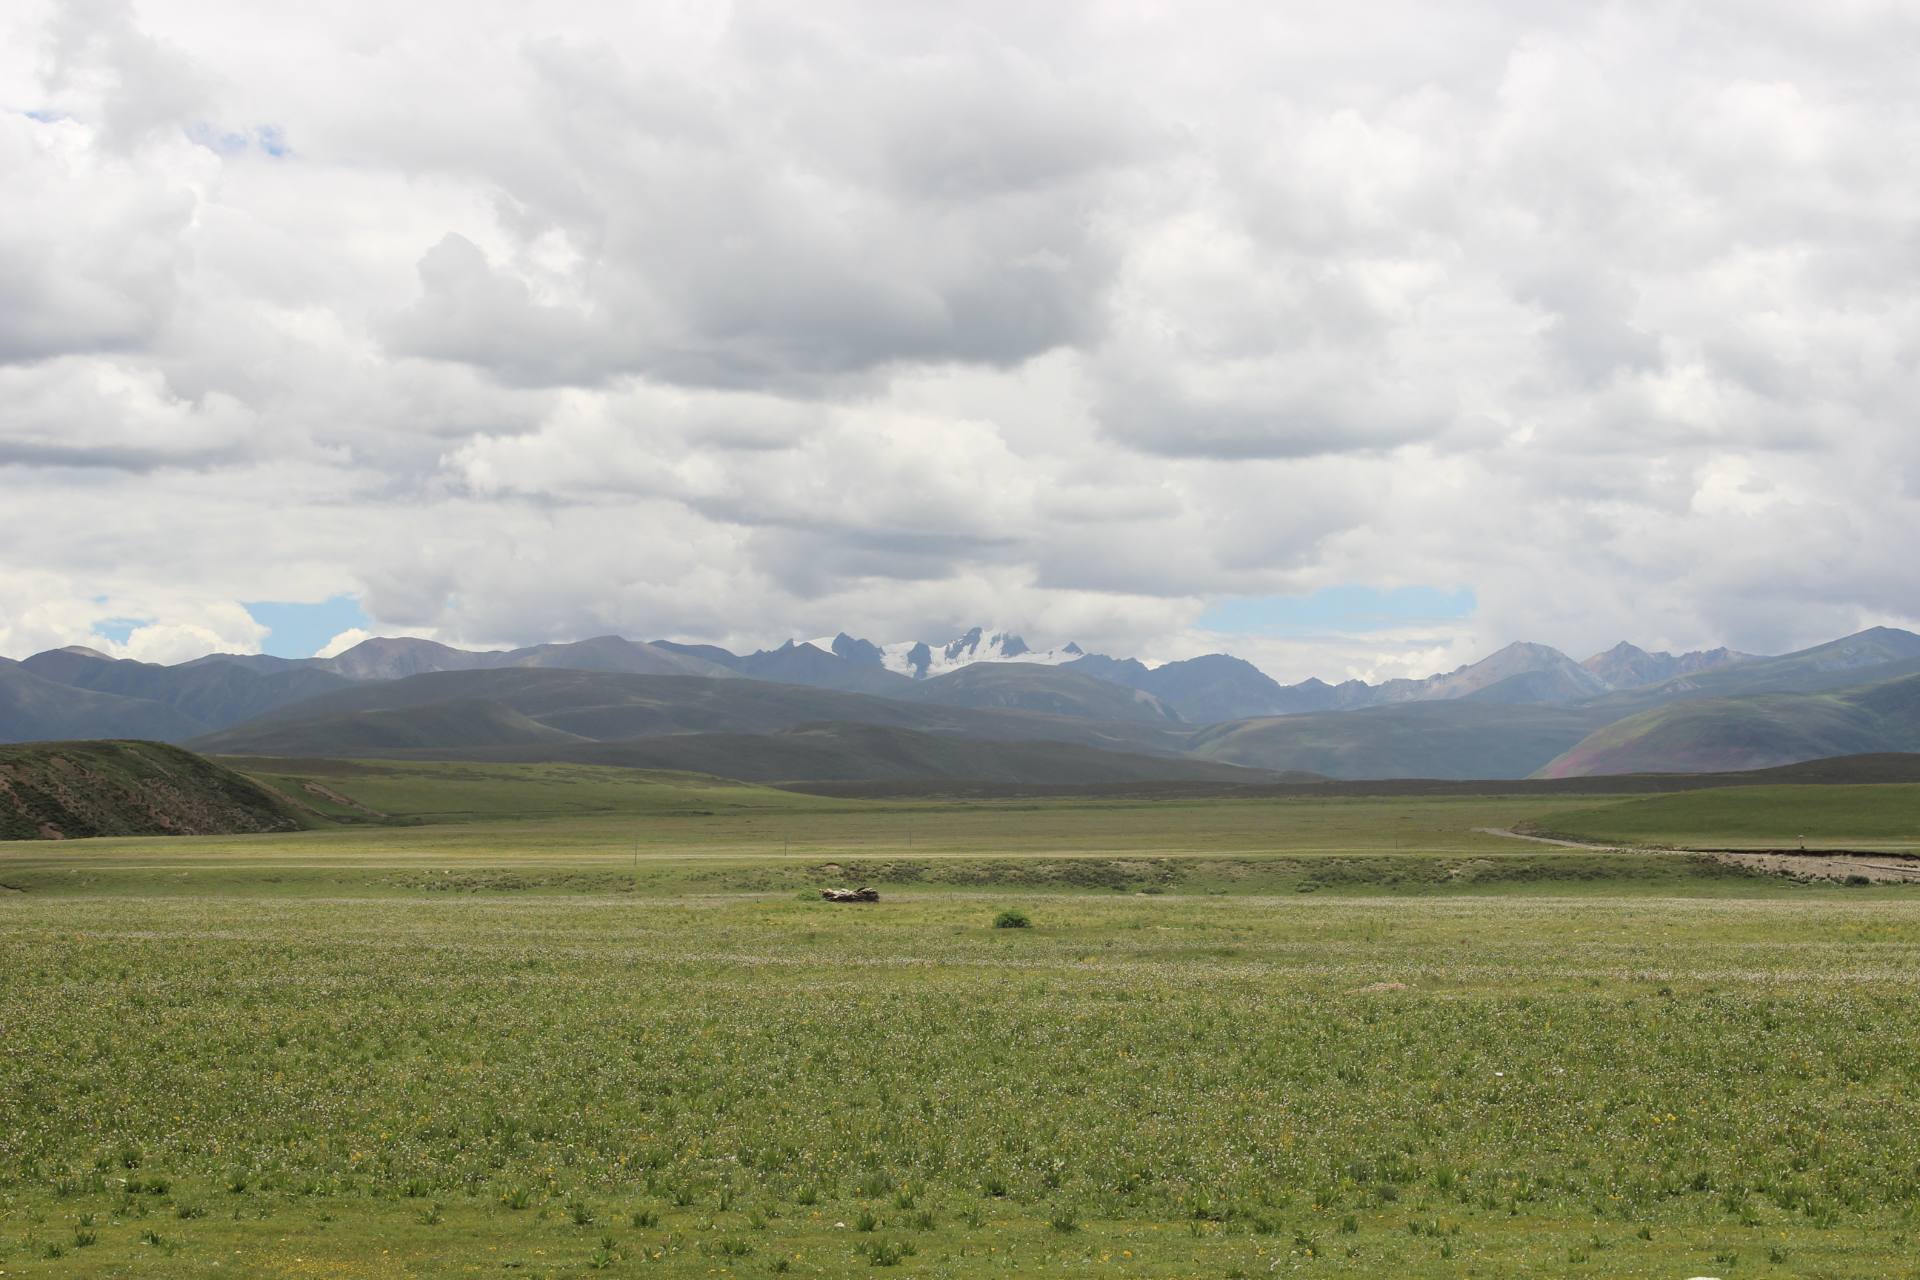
<box><xmin>4</xmin><ymin>0</ymin><xmax>1920</xmax><ymax>676</ymax></box>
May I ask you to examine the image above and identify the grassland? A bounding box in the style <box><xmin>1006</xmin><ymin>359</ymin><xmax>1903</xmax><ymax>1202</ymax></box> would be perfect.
<box><xmin>1535</xmin><ymin>783</ymin><xmax>1920</xmax><ymax>850</ymax></box>
<box><xmin>3</xmin><ymin>761</ymin><xmax>1919</xmax><ymax>1277</ymax></box>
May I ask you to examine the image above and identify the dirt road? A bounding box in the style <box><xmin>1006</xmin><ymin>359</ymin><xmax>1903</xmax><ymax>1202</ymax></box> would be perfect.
<box><xmin>1474</xmin><ymin>826</ymin><xmax>1920</xmax><ymax>883</ymax></box>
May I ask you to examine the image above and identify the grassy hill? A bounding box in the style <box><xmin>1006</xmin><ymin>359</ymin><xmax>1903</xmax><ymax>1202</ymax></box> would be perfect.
<box><xmin>190</xmin><ymin>668</ymin><xmax>1198</xmax><ymax>761</ymax></box>
<box><xmin>399</xmin><ymin>722</ymin><xmax>1272</xmax><ymax>784</ymax></box>
<box><xmin>1188</xmin><ymin>700</ymin><xmax>1613</xmax><ymax>779</ymax></box>
<box><xmin>0</xmin><ymin>740</ymin><xmax>304</xmax><ymax>840</ymax></box>
<box><xmin>898</xmin><ymin>662</ymin><xmax>1181</xmax><ymax>723</ymax></box>
<box><xmin>0</xmin><ymin>660</ymin><xmax>206</xmax><ymax>744</ymax></box>
<box><xmin>19</xmin><ymin>646</ymin><xmax>356</xmax><ymax>732</ymax></box>
<box><xmin>225</xmin><ymin>757</ymin><xmax>828</xmax><ymax>826</ymax></box>
<box><xmin>1589</xmin><ymin>626</ymin><xmax>1920</xmax><ymax>712</ymax></box>
<box><xmin>1532</xmin><ymin>783</ymin><xmax>1920</xmax><ymax>849</ymax></box>
<box><xmin>1538</xmin><ymin>671</ymin><xmax>1920</xmax><ymax>777</ymax></box>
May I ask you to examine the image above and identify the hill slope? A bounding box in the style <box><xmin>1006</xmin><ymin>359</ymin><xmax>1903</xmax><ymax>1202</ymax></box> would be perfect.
<box><xmin>1189</xmin><ymin>701</ymin><xmax>1613</xmax><ymax>779</ymax></box>
<box><xmin>1580</xmin><ymin>642</ymin><xmax>1753</xmax><ymax>689</ymax></box>
<box><xmin>899</xmin><ymin>662</ymin><xmax>1181</xmax><ymax>723</ymax></box>
<box><xmin>0</xmin><ymin>740</ymin><xmax>303</xmax><ymax>840</ymax></box>
<box><xmin>1538</xmin><ymin>671</ymin><xmax>1920</xmax><ymax>777</ymax></box>
<box><xmin>1</xmin><ymin>661</ymin><xmax>206</xmax><ymax>744</ymax></box>
<box><xmin>317</xmin><ymin>634</ymin><xmax>738</xmax><ymax>681</ymax></box>
<box><xmin>1591</xmin><ymin>627</ymin><xmax>1920</xmax><ymax>712</ymax></box>
<box><xmin>421</xmin><ymin>723</ymin><xmax>1272</xmax><ymax>785</ymax></box>
<box><xmin>1533</xmin><ymin>783</ymin><xmax>1920</xmax><ymax>848</ymax></box>
<box><xmin>189</xmin><ymin>668</ymin><xmax>1198</xmax><ymax>760</ymax></box>
<box><xmin>20</xmin><ymin>647</ymin><xmax>357</xmax><ymax>731</ymax></box>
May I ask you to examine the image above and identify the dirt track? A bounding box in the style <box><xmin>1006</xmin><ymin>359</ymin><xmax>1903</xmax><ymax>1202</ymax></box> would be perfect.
<box><xmin>1475</xmin><ymin>826</ymin><xmax>1920</xmax><ymax>884</ymax></box>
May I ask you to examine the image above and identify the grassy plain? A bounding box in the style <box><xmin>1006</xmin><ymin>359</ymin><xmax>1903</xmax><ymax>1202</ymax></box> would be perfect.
<box><xmin>1534</xmin><ymin>782</ymin><xmax>1920</xmax><ymax>850</ymax></box>
<box><xmin>3</xmin><ymin>761</ymin><xmax>1919</xmax><ymax>1278</ymax></box>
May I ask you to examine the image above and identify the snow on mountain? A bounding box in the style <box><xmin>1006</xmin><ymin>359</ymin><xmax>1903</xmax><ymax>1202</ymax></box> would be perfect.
<box><xmin>804</xmin><ymin>626</ymin><xmax>1086</xmax><ymax>680</ymax></box>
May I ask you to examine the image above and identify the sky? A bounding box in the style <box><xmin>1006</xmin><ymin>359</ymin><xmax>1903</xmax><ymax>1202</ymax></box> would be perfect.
<box><xmin>3</xmin><ymin>0</ymin><xmax>1918</xmax><ymax>681</ymax></box>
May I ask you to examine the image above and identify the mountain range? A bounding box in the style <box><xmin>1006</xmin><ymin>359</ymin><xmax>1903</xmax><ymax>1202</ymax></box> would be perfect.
<box><xmin>5</xmin><ymin>623</ymin><xmax>1920</xmax><ymax>783</ymax></box>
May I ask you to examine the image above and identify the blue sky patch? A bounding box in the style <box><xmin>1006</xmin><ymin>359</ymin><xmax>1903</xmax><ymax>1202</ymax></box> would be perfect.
<box><xmin>92</xmin><ymin>617</ymin><xmax>147</xmax><ymax>645</ymax></box>
<box><xmin>186</xmin><ymin>122</ymin><xmax>291</xmax><ymax>157</ymax></box>
<box><xmin>1199</xmin><ymin>585</ymin><xmax>1476</xmax><ymax>634</ymax></box>
<box><xmin>244</xmin><ymin>596</ymin><xmax>369</xmax><ymax>658</ymax></box>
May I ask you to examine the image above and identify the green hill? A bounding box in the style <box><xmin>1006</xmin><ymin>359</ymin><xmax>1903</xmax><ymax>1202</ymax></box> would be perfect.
<box><xmin>899</xmin><ymin>662</ymin><xmax>1181</xmax><ymax>724</ymax></box>
<box><xmin>19</xmin><ymin>647</ymin><xmax>355</xmax><ymax>732</ymax></box>
<box><xmin>402</xmin><ymin>722</ymin><xmax>1272</xmax><ymax>784</ymax></box>
<box><xmin>190</xmin><ymin>668</ymin><xmax>1199</xmax><ymax>762</ymax></box>
<box><xmin>0</xmin><ymin>740</ymin><xmax>304</xmax><ymax>840</ymax></box>
<box><xmin>1</xmin><ymin>660</ymin><xmax>207</xmax><ymax>744</ymax></box>
<box><xmin>1532</xmin><ymin>783</ymin><xmax>1920</xmax><ymax>849</ymax></box>
<box><xmin>1537</xmin><ymin>671</ymin><xmax>1920</xmax><ymax>778</ymax></box>
<box><xmin>1187</xmin><ymin>701</ymin><xmax>1612</xmax><ymax>779</ymax></box>
<box><xmin>1589</xmin><ymin>626</ymin><xmax>1920</xmax><ymax>712</ymax></box>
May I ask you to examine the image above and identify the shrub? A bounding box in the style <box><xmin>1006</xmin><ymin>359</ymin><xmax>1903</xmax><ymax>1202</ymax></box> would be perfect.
<box><xmin>993</xmin><ymin>909</ymin><xmax>1031</xmax><ymax>929</ymax></box>
<box><xmin>856</xmin><ymin>1238</ymin><xmax>916</xmax><ymax>1266</ymax></box>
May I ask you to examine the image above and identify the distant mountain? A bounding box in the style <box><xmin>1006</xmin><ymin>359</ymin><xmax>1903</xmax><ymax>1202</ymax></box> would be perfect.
<box><xmin>1078</xmin><ymin>640</ymin><xmax>1613</xmax><ymax>722</ymax></box>
<box><xmin>0</xmin><ymin>740</ymin><xmax>302</xmax><ymax>840</ymax></box>
<box><xmin>17</xmin><ymin>622</ymin><xmax>1920</xmax><ymax>782</ymax></box>
<box><xmin>1188</xmin><ymin>700</ymin><xmax>1613</xmax><ymax>780</ymax></box>
<box><xmin>495</xmin><ymin>635</ymin><xmax>737</xmax><ymax>678</ymax></box>
<box><xmin>318</xmin><ymin>634</ymin><xmax>734</xmax><ymax>681</ymax></box>
<box><xmin>898</xmin><ymin>662</ymin><xmax>1181</xmax><ymax>724</ymax></box>
<box><xmin>318</xmin><ymin>636</ymin><xmax>500</xmax><ymax>680</ymax></box>
<box><xmin>418</xmin><ymin>722</ymin><xmax>1271</xmax><ymax>786</ymax></box>
<box><xmin>1067</xmin><ymin>653</ymin><xmax>1328</xmax><ymax>724</ymax></box>
<box><xmin>20</xmin><ymin>646</ymin><xmax>356</xmax><ymax>731</ymax></box>
<box><xmin>189</xmin><ymin>668</ymin><xmax>1197</xmax><ymax>760</ymax></box>
<box><xmin>1</xmin><ymin>660</ymin><xmax>206</xmax><ymax>744</ymax></box>
<box><xmin>832</xmin><ymin>626</ymin><xmax>1086</xmax><ymax>680</ymax></box>
<box><xmin>726</xmin><ymin>641</ymin><xmax>917</xmax><ymax>695</ymax></box>
<box><xmin>1537</xmin><ymin>668</ymin><xmax>1920</xmax><ymax>778</ymax></box>
<box><xmin>1590</xmin><ymin>627</ymin><xmax>1920</xmax><ymax>712</ymax></box>
<box><xmin>1580</xmin><ymin>642</ymin><xmax>1753</xmax><ymax>689</ymax></box>
<box><xmin>1363</xmin><ymin>641</ymin><xmax>1610</xmax><ymax>705</ymax></box>
<box><xmin>1461</xmin><ymin>666</ymin><xmax>1619</xmax><ymax>706</ymax></box>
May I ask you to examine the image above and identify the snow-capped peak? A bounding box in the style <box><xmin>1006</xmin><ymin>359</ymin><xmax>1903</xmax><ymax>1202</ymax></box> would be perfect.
<box><xmin>803</xmin><ymin>626</ymin><xmax>1085</xmax><ymax>680</ymax></box>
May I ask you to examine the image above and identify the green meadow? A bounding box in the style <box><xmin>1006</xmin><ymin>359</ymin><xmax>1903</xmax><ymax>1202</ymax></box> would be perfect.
<box><xmin>1534</xmin><ymin>783</ymin><xmax>1920</xmax><ymax>850</ymax></box>
<box><xmin>3</xmin><ymin>762</ymin><xmax>1918</xmax><ymax>1277</ymax></box>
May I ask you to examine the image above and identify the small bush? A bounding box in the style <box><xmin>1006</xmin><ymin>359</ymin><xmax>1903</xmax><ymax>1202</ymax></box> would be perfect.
<box><xmin>856</xmin><ymin>1238</ymin><xmax>916</xmax><ymax>1266</ymax></box>
<box><xmin>993</xmin><ymin>909</ymin><xmax>1031</xmax><ymax>930</ymax></box>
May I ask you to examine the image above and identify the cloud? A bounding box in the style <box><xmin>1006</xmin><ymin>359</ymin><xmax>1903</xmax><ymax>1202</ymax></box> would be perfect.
<box><xmin>0</xmin><ymin>113</ymin><xmax>199</xmax><ymax>364</ymax></box>
<box><xmin>4</xmin><ymin>0</ymin><xmax>1920</xmax><ymax>677</ymax></box>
